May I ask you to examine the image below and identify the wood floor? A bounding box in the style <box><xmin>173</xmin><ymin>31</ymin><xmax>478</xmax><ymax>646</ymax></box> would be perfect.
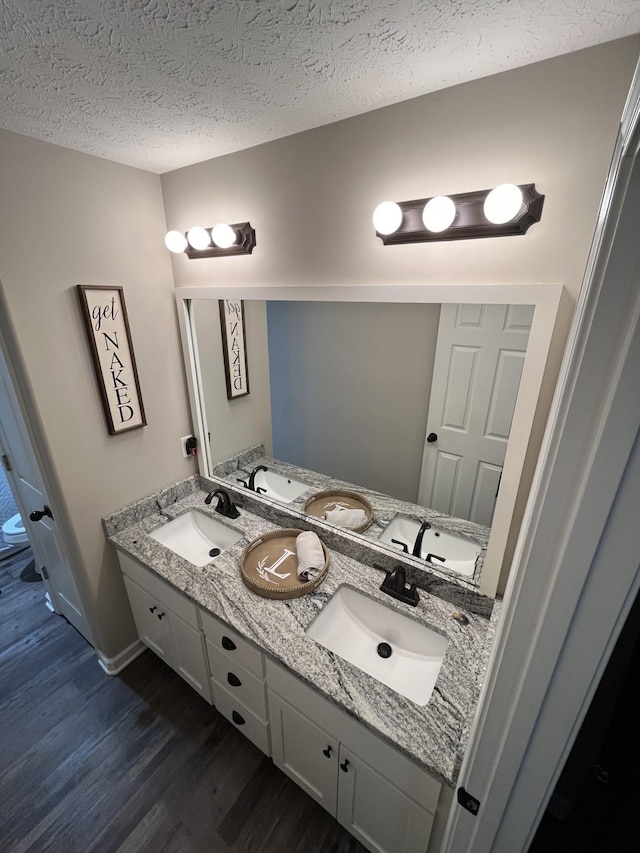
<box><xmin>0</xmin><ymin>549</ymin><xmax>365</xmax><ymax>853</ymax></box>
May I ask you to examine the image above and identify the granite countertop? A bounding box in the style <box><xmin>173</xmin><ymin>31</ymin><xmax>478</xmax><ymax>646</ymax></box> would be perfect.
<box><xmin>213</xmin><ymin>448</ymin><xmax>490</xmax><ymax>589</ymax></box>
<box><xmin>104</xmin><ymin>478</ymin><xmax>500</xmax><ymax>789</ymax></box>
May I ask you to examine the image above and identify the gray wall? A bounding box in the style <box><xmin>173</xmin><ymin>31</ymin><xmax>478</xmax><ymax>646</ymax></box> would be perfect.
<box><xmin>267</xmin><ymin>301</ymin><xmax>440</xmax><ymax>501</ymax></box>
<box><xmin>0</xmin><ymin>130</ymin><xmax>194</xmax><ymax>658</ymax></box>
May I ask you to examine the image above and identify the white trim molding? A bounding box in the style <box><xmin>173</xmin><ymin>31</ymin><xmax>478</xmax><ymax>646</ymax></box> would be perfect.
<box><xmin>97</xmin><ymin>639</ymin><xmax>146</xmax><ymax>676</ymax></box>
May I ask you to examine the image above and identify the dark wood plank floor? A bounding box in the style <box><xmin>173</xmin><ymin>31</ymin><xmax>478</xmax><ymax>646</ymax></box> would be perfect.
<box><xmin>0</xmin><ymin>549</ymin><xmax>365</xmax><ymax>853</ymax></box>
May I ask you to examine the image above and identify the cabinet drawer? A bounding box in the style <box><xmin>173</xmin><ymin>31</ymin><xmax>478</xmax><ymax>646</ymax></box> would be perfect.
<box><xmin>118</xmin><ymin>551</ymin><xmax>198</xmax><ymax>629</ymax></box>
<box><xmin>212</xmin><ymin>680</ymin><xmax>270</xmax><ymax>756</ymax></box>
<box><xmin>200</xmin><ymin>610</ymin><xmax>264</xmax><ymax>678</ymax></box>
<box><xmin>206</xmin><ymin>642</ymin><xmax>267</xmax><ymax>719</ymax></box>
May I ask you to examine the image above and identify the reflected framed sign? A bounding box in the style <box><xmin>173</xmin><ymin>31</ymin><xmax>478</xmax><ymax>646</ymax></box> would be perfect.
<box><xmin>219</xmin><ymin>299</ymin><xmax>250</xmax><ymax>399</ymax></box>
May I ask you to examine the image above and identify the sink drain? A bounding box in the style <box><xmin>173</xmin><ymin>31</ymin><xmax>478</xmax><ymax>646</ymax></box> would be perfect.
<box><xmin>209</xmin><ymin>548</ymin><xmax>221</xmax><ymax>558</ymax></box>
<box><xmin>377</xmin><ymin>642</ymin><xmax>392</xmax><ymax>659</ymax></box>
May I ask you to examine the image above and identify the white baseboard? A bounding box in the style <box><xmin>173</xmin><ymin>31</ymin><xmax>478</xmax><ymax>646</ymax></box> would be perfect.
<box><xmin>97</xmin><ymin>639</ymin><xmax>145</xmax><ymax>675</ymax></box>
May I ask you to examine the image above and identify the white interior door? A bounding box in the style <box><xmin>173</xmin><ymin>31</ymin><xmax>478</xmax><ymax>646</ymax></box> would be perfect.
<box><xmin>0</xmin><ymin>358</ymin><xmax>91</xmax><ymax>641</ymax></box>
<box><xmin>418</xmin><ymin>304</ymin><xmax>532</xmax><ymax>526</ymax></box>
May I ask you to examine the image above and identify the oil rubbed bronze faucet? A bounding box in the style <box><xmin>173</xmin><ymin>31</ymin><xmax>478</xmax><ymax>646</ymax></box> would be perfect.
<box><xmin>247</xmin><ymin>464</ymin><xmax>268</xmax><ymax>492</ymax></box>
<box><xmin>379</xmin><ymin>565</ymin><xmax>419</xmax><ymax>606</ymax></box>
<box><xmin>204</xmin><ymin>488</ymin><xmax>240</xmax><ymax>519</ymax></box>
<box><xmin>412</xmin><ymin>521</ymin><xmax>432</xmax><ymax>557</ymax></box>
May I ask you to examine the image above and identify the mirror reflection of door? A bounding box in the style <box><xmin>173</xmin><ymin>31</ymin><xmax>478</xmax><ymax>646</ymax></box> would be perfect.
<box><xmin>418</xmin><ymin>304</ymin><xmax>532</xmax><ymax>527</ymax></box>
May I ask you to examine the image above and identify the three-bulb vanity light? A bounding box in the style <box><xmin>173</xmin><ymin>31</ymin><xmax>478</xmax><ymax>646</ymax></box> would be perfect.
<box><xmin>164</xmin><ymin>221</ymin><xmax>256</xmax><ymax>258</ymax></box>
<box><xmin>373</xmin><ymin>183</ymin><xmax>544</xmax><ymax>244</ymax></box>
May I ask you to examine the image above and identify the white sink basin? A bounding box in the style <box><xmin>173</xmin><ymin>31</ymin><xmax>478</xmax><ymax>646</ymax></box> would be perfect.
<box><xmin>306</xmin><ymin>586</ymin><xmax>448</xmax><ymax>706</ymax></box>
<box><xmin>252</xmin><ymin>469</ymin><xmax>309</xmax><ymax>503</ymax></box>
<box><xmin>149</xmin><ymin>510</ymin><xmax>243</xmax><ymax>567</ymax></box>
<box><xmin>379</xmin><ymin>517</ymin><xmax>479</xmax><ymax>578</ymax></box>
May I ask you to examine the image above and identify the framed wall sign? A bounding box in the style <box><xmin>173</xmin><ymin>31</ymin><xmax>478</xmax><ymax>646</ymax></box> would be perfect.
<box><xmin>219</xmin><ymin>299</ymin><xmax>250</xmax><ymax>399</ymax></box>
<box><xmin>77</xmin><ymin>285</ymin><xmax>146</xmax><ymax>434</ymax></box>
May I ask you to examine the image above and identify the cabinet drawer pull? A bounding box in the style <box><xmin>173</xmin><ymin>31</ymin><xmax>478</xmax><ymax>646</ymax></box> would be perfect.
<box><xmin>222</xmin><ymin>636</ymin><xmax>237</xmax><ymax>651</ymax></box>
<box><xmin>231</xmin><ymin>710</ymin><xmax>245</xmax><ymax>726</ymax></box>
<box><xmin>149</xmin><ymin>605</ymin><xmax>157</xmax><ymax>613</ymax></box>
<box><xmin>227</xmin><ymin>672</ymin><xmax>242</xmax><ymax>687</ymax></box>
<box><xmin>340</xmin><ymin>759</ymin><xmax>350</xmax><ymax>773</ymax></box>
<box><xmin>323</xmin><ymin>746</ymin><xmax>332</xmax><ymax>758</ymax></box>
<box><xmin>157</xmin><ymin>612</ymin><xmax>165</xmax><ymax>620</ymax></box>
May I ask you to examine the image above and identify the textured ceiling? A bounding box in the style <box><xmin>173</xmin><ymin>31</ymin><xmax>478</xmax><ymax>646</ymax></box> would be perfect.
<box><xmin>0</xmin><ymin>0</ymin><xmax>639</xmax><ymax>173</ymax></box>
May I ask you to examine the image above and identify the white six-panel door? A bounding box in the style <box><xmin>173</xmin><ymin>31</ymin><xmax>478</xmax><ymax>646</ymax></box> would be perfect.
<box><xmin>418</xmin><ymin>304</ymin><xmax>532</xmax><ymax>526</ymax></box>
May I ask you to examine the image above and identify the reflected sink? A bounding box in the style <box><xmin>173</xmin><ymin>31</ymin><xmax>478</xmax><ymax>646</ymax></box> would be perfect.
<box><xmin>379</xmin><ymin>517</ymin><xmax>480</xmax><ymax>578</ymax></box>
<box><xmin>149</xmin><ymin>510</ymin><xmax>243</xmax><ymax>567</ymax></box>
<box><xmin>252</xmin><ymin>469</ymin><xmax>309</xmax><ymax>503</ymax></box>
<box><xmin>306</xmin><ymin>586</ymin><xmax>448</xmax><ymax>706</ymax></box>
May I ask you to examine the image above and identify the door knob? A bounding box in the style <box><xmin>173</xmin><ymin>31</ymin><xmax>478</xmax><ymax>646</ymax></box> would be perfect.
<box><xmin>427</xmin><ymin>432</ymin><xmax>438</xmax><ymax>443</ymax></box>
<box><xmin>29</xmin><ymin>505</ymin><xmax>54</xmax><ymax>522</ymax></box>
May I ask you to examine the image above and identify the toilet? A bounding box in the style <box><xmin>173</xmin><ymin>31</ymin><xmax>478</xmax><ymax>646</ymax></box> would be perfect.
<box><xmin>2</xmin><ymin>513</ymin><xmax>29</xmax><ymax>545</ymax></box>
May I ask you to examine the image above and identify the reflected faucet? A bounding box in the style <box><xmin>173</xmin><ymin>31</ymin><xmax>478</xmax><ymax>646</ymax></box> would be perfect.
<box><xmin>247</xmin><ymin>464</ymin><xmax>268</xmax><ymax>492</ymax></box>
<box><xmin>204</xmin><ymin>488</ymin><xmax>240</xmax><ymax>519</ymax></box>
<box><xmin>412</xmin><ymin>521</ymin><xmax>432</xmax><ymax>557</ymax></box>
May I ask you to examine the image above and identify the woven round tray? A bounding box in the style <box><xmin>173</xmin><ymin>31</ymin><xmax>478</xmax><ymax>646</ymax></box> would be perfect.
<box><xmin>240</xmin><ymin>528</ymin><xmax>329</xmax><ymax>599</ymax></box>
<box><xmin>303</xmin><ymin>489</ymin><xmax>374</xmax><ymax>533</ymax></box>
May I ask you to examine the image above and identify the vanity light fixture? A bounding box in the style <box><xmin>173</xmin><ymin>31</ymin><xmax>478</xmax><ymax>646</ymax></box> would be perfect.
<box><xmin>164</xmin><ymin>222</ymin><xmax>256</xmax><ymax>258</ymax></box>
<box><xmin>374</xmin><ymin>183</ymin><xmax>544</xmax><ymax>244</ymax></box>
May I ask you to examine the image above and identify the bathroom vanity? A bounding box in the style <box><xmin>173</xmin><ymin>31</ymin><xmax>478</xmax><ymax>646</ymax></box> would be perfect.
<box><xmin>104</xmin><ymin>476</ymin><xmax>500</xmax><ymax>853</ymax></box>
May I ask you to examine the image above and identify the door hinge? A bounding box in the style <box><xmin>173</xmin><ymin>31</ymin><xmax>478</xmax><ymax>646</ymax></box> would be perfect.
<box><xmin>1</xmin><ymin>454</ymin><xmax>11</xmax><ymax>472</ymax></box>
<box><xmin>40</xmin><ymin>565</ymin><xmax>49</xmax><ymax>580</ymax></box>
<box><xmin>457</xmin><ymin>786</ymin><xmax>481</xmax><ymax>816</ymax></box>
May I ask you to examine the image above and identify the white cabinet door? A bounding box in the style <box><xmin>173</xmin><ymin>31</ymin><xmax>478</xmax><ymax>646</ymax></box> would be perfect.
<box><xmin>123</xmin><ymin>576</ymin><xmax>174</xmax><ymax>665</ymax></box>
<box><xmin>123</xmin><ymin>574</ymin><xmax>211</xmax><ymax>702</ymax></box>
<box><xmin>269</xmin><ymin>691</ymin><xmax>338</xmax><ymax>814</ymax></box>
<box><xmin>337</xmin><ymin>746</ymin><xmax>433</xmax><ymax>853</ymax></box>
<box><xmin>170</xmin><ymin>612</ymin><xmax>211</xmax><ymax>702</ymax></box>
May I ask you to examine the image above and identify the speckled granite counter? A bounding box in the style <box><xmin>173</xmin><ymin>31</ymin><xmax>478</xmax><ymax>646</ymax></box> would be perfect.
<box><xmin>212</xmin><ymin>446</ymin><xmax>490</xmax><ymax>591</ymax></box>
<box><xmin>104</xmin><ymin>477</ymin><xmax>501</xmax><ymax>789</ymax></box>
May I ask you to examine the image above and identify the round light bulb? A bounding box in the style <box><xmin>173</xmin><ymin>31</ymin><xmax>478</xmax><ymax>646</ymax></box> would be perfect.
<box><xmin>164</xmin><ymin>230</ymin><xmax>188</xmax><ymax>253</ymax></box>
<box><xmin>483</xmin><ymin>184</ymin><xmax>524</xmax><ymax>224</ymax></box>
<box><xmin>186</xmin><ymin>226</ymin><xmax>211</xmax><ymax>250</ymax></box>
<box><xmin>422</xmin><ymin>196</ymin><xmax>456</xmax><ymax>233</ymax></box>
<box><xmin>211</xmin><ymin>223</ymin><xmax>237</xmax><ymax>249</ymax></box>
<box><xmin>373</xmin><ymin>201</ymin><xmax>403</xmax><ymax>235</ymax></box>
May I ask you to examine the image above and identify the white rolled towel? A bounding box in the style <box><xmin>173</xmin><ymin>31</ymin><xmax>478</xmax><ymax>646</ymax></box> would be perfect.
<box><xmin>324</xmin><ymin>507</ymin><xmax>367</xmax><ymax>528</ymax></box>
<box><xmin>296</xmin><ymin>531</ymin><xmax>325</xmax><ymax>580</ymax></box>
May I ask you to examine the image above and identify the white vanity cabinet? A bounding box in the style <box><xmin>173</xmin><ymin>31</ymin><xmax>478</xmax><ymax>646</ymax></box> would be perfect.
<box><xmin>267</xmin><ymin>660</ymin><xmax>441</xmax><ymax>853</ymax></box>
<box><xmin>116</xmin><ymin>550</ymin><xmax>448</xmax><ymax>852</ymax></box>
<box><xmin>118</xmin><ymin>552</ymin><xmax>212</xmax><ymax>703</ymax></box>
<box><xmin>200</xmin><ymin>610</ymin><xmax>271</xmax><ymax>756</ymax></box>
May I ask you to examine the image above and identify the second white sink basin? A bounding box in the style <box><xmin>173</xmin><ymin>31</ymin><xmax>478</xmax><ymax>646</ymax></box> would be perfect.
<box><xmin>252</xmin><ymin>469</ymin><xmax>309</xmax><ymax>503</ymax></box>
<box><xmin>149</xmin><ymin>510</ymin><xmax>242</xmax><ymax>567</ymax></box>
<box><xmin>306</xmin><ymin>586</ymin><xmax>448</xmax><ymax>706</ymax></box>
<box><xmin>379</xmin><ymin>516</ymin><xmax>480</xmax><ymax>578</ymax></box>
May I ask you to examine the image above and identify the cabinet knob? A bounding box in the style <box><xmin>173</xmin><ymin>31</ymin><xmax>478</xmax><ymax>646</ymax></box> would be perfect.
<box><xmin>340</xmin><ymin>759</ymin><xmax>350</xmax><ymax>773</ymax></box>
<box><xmin>322</xmin><ymin>746</ymin><xmax>332</xmax><ymax>758</ymax></box>
<box><xmin>227</xmin><ymin>672</ymin><xmax>242</xmax><ymax>688</ymax></box>
<box><xmin>149</xmin><ymin>605</ymin><xmax>157</xmax><ymax>613</ymax></box>
<box><xmin>232</xmin><ymin>710</ymin><xmax>245</xmax><ymax>726</ymax></box>
<box><xmin>222</xmin><ymin>636</ymin><xmax>237</xmax><ymax>651</ymax></box>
